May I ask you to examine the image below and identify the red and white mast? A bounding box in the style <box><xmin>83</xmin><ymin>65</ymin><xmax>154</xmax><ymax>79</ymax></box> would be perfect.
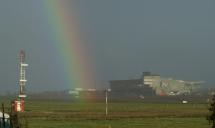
<box><xmin>19</xmin><ymin>50</ymin><xmax>28</xmax><ymax>111</ymax></box>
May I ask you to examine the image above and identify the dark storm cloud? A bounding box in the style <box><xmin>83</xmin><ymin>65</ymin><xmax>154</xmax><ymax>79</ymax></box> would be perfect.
<box><xmin>0</xmin><ymin>0</ymin><xmax>215</xmax><ymax>94</ymax></box>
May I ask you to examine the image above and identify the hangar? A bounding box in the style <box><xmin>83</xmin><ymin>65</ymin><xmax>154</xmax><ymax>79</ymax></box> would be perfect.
<box><xmin>109</xmin><ymin>71</ymin><xmax>204</xmax><ymax>95</ymax></box>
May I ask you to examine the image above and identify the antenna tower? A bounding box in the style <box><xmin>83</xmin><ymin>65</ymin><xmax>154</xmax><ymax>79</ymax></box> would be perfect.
<box><xmin>19</xmin><ymin>49</ymin><xmax>28</xmax><ymax>111</ymax></box>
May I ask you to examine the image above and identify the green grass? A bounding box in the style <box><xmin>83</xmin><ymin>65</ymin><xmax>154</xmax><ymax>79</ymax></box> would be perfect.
<box><xmin>20</xmin><ymin>118</ymin><xmax>211</xmax><ymax>128</ymax></box>
<box><xmin>1</xmin><ymin>102</ymin><xmax>213</xmax><ymax>128</ymax></box>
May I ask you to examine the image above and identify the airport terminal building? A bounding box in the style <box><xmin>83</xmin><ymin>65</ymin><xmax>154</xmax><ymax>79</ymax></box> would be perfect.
<box><xmin>109</xmin><ymin>71</ymin><xmax>204</xmax><ymax>95</ymax></box>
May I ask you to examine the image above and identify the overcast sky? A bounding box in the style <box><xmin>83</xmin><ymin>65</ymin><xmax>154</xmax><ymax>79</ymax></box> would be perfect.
<box><xmin>0</xmin><ymin>0</ymin><xmax>215</xmax><ymax>94</ymax></box>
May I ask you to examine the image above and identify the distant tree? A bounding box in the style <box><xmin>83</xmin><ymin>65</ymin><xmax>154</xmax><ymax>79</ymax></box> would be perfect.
<box><xmin>13</xmin><ymin>92</ymin><xmax>17</xmax><ymax>95</ymax></box>
<box><xmin>5</xmin><ymin>91</ymin><xmax>10</xmax><ymax>95</ymax></box>
<box><xmin>207</xmin><ymin>97</ymin><xmax>215</xmax><ymax>128</ymax></box>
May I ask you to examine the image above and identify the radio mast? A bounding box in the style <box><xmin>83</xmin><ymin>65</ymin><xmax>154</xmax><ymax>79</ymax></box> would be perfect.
<box><xmin>19</xmin><ymin>49</ymin><xmax>28</xmax><ymax>111</ymax></box>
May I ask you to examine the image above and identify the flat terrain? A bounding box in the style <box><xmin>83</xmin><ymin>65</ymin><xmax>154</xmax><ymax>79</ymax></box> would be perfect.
<box><xmin>0</xmin><ymin>94</ymin><xmax>212</xmax><ymax>103</ymax></box>
<box><xmin>1</xmin><ymin>101</ymin><xmax>213</xmax><ymax>128</ymax></box>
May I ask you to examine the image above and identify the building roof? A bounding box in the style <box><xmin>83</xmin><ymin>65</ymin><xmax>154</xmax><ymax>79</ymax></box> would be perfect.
<box><xmin>109</xmin><ymin>78</ymin><xmax>141</xmax><ymax>82</ymax></box>
<box><xmin>186</xmin><ymin>81</ymin><xmax>205</xmax><ymax>84</ymax></box>
<box><xmin>161</xmin><ymin>78</ymin><xmax>205</xmax><ymax>84</ymax></box>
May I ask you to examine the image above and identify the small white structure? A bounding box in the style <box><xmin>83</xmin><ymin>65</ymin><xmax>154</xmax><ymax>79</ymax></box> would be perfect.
<box><xmin>183</xmin><ymin>101</ymin><xmax>187</xmax><ymax>103</ymax></box>
<box><xmin>69</xmin><ymin>91</ymin><xmax>79</xmax><ymax>95</ymax></box>
<box><xmin>75</xmin><ymin>88</ymin><xmax>83</xmax><ymax>91</ymax></box>
<box><xmin>168</xmin><ymin>92</ymin><xmax>175</xmax><ymax>95</ymax></box>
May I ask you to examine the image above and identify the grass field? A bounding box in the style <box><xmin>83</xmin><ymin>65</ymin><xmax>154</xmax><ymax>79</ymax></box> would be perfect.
<box><xmin>1</xmin><ymin>101</ymin><xmax>213</xmax><ymax>128</ymax></box>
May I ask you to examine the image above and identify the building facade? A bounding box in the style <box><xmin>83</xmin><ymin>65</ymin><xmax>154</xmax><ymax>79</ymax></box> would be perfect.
<box><xmin>109</xmin><ymin>71</ymin><xmax>204</xmax><ymax>95</ymax></box>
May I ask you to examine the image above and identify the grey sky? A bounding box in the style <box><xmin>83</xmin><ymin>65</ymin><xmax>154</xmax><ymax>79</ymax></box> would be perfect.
<box><xmin>0</xmin><ymin>0</ymin><xmax>214</xmax><ymax>94</ymax></box>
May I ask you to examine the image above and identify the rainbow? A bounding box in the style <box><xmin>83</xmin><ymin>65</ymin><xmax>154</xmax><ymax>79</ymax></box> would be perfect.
<box><xmin>40</xmin><ymin>0</ymin><xmax>98</xmax><ymax>89</ymax></box>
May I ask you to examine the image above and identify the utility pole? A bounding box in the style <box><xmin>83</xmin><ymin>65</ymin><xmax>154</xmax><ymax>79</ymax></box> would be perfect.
<box><xmin>2</xmin><ymin>103</ymin><xmax>5</xmax><ymax>128</ymax></box>
<box><xmin>106</xmin><ymin>91</ymin><xmax>107</xmax><ymax>114</ymax></box>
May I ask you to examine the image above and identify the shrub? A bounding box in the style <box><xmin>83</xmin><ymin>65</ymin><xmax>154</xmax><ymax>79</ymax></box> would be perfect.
<box><xmin>207</xmin><ymin>97</ymin><xmax>215</xmax><ymax>128</ymax></box>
